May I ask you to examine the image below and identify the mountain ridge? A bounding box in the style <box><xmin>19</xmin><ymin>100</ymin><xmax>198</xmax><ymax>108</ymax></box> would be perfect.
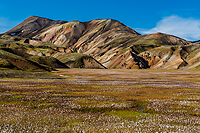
<box><xmin>2</xmin><ymin>16</ymin><xmax>200</xmax><ymax>70</ymax></box>
<box><xmin>4</xmin><ymin>16</ymin><xmax>67</xmax><ymax>38</ymax></box>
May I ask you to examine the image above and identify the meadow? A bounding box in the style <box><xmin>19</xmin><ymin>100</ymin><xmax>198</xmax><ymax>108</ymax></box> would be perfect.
<box><xmin>0</xmin><ymin>69</ymin><xmax>199</xmax><ymax>132</ymax></box>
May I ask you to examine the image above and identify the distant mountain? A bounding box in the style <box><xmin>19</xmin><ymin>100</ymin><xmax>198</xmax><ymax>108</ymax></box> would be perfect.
<box><xmin>2</xmin><ymin>16</ymin><xmax>200</xmax><ymax>70</ymax></box>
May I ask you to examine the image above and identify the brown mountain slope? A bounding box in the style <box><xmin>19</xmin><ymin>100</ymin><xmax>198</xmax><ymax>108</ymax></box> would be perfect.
<box><xmin>30</xmin><ymin>19</ymin><xmax>190</xmax><ymax>68</ymax></box>
<box><xmin>59</xmin><ymin>53</ymin><xmax>106</xmax><ymax>69</ymax></box>
<box><xmin>4</xmin><ymin>16</ymin><xmax>200</xmax><ymax>70</ymax></box>
<box><xmin>4</xmin><ymin>16</ymin><xmax>67</xmax><ymax>38</ymax></box>
<box><xmin>33</xmin><ymin>19</ymin><xmax>140</xmax><ymax>48</ymax></box>
<box><xmin>138</xmin><ymin>42</ymin><xmax>200</xmax><ymax>70</ymax></box>
<box><xmin>25</xmin><ymin>18</ymin><xmax>142</xmax><ymax>68</ymax></box>
<box><xmin>0</xmin><ymin>35</ymin><xmax>69</xmax><ymax>71</ymax></box>
<box><xmin>0</xmin><ymin>35</ymin><xmax>104</xmax><ymax>70</ymax></box>
<box><xmin>102</xmin><ymin>32</ymin><xmax>190</xmax><ymax>69</ymax></box>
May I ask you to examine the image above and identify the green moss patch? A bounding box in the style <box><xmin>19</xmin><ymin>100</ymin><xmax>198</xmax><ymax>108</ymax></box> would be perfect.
<box><xmin>0</xmin><ymin>58</ymin><xmax>15</xmax><ymax>68</ymax></box>
<box><xmin>99</xmin><ymin>37</ymin><xmax>131</xmax><ymax>49</ymax></box>
<box><xmin>27</xmin><ymin>56</ymin><xmax>68</xmax><ymax>69</ymax></box>
<box><xmin>106</xmin><ymin>110</ymin><xmax>150</xmax><ymax>118</ymax></box>
<box><xmin>60</xmin><ymin>53</ymin><xmax>91</xmax><ymax>68</ymax></box>
<box><xmin>0</xmin><ymin>69</ymin><xmax>62</xmax><ymax>78</ymax></box>
<box><xmin>188</xmin><ymin>48</ymin><xmax>200</xmax><ymax>59</ymax></box>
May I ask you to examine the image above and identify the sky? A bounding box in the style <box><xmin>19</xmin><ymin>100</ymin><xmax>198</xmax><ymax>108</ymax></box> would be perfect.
<box><xmin>0</xmin><ymin>0</ymin><xmax>200</xmax><ymax>41</ymax></box>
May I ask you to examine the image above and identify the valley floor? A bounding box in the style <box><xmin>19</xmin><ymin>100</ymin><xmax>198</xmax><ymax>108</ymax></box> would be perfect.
<box><xmin>0</xmin><ymin>69</ymin><xmax>200</xmax><ymax>132</ymax></box>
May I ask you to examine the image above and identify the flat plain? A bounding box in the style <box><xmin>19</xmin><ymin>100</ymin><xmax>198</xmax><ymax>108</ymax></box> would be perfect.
<box><xmin>0</xmin><ymin>69</ymin><xmax>200</xmax><ymax>132</ymax></box>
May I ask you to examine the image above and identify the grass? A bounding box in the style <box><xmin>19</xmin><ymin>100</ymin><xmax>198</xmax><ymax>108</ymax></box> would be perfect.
<box><xmin>119</xmin><ymin>47</ymin><xmax>131</xmax><ymax>54</ymax></box>
<box><xmin>0</xmin><ymin>36</ymin><xmax>69</xmax><ymax>71</ymax></box>
<box><xmin>188</xmin><ymin>48</ymin><xmax>200</xmax><ymax>59</ymax></box>
<box><xmin>38</xmin><ymin>42</ymin><xmax>66</xmax><ymax>48</ymax></box>
<box><xmin>60</xmin><ymin>53</ymin><xmax>92</xmax><ymax>68</ymax></box>
<box><xmin>0</xmin><ymin>49</ymin><xmax>26</xmax><ymax>61</ymax></box>
<box><xmin>0</xmin><ymin>58</ymin><xmax>14</xmax><ymax>68</ymax></box>
<box><xmin>60</xmin><ymin>53</ymin><xmax>89</xmax><ymax>63</ymax></box>
<box><xmin>0</xmin><ymin>69</ymin><xmax>61</xmax><ymax>79</ymax></box>
<box><xmin>99</xmin><ymin>37</ymin><xmax>131</xmax><ymax>49</ymax></box>
<box><xmin>106</xmin><ymin>110</ymin><xmax>150</xmax><ymax>118</ymax></box>
<box><xmin>0</xmin><ymin>69</ymin><xmax>199</xmax><ymax>132</ymax></box>
<box><xmin>27</xmin><ymin>55</ymin><xmax>66</xmax><ymax>69</ymax></box>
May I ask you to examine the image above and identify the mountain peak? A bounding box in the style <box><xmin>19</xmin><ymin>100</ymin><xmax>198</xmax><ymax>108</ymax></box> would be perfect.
<box><xmin>4</xmin><ymin>16</ymin><xmax>67</xmax><ymax>38</ymax></box>
<box><xmin>27</xmin><ymin>16</ymin><xmax>49</xmax><ymax>19</ymax></box>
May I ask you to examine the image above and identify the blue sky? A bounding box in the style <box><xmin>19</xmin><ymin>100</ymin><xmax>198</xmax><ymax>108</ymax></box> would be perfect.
<box><xmin>0</xmin><ymin>0</ymin><xmax>200</xmax><ymax>41</ymax></box>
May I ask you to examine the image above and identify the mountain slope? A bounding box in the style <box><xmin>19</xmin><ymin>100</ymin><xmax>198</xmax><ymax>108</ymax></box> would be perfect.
<box><xmin>3</xmin><ymin>16</ymin><xmax>200</xmax><ymax>70</ymax></box>
<box><xmin>59</xmin><ymin>53</ymin><xmax>106</xmax><ymax>69</ymax></box>
<box><xmin>30</xmin><ymin>19</ymin><xmax>191</xmax><ymax>68</ymax></box>
<box><xmin>31</xmin><ymin>19</ymin><xmax>143</xmax><ymax>67</ymax></box>
<box><xmin>4</xmin><ymin>16</ymin><xmax>67</xmax><ymax>38</ymax></box>
<box><xmin>0</xmin><ymin>35</ymin><xmax>69</xmax><ymax>71</ymax></box>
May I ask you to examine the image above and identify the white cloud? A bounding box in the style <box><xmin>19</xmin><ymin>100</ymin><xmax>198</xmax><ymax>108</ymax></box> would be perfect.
<box><xmin>139</xmin><ymin>15</ymin><xmax>200</xmax><ymax>41</ymax></box>
<box><xmin>0</xmin><ymin>17</ymin><xmax>20</xmax><ymax>34</ymax></box>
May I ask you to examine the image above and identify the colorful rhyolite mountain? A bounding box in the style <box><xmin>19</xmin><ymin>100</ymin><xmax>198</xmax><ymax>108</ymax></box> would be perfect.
<box><xmin>2</xmin><ymin>16</ymin><xmax>200</xmax><ymax>70</ymax></box>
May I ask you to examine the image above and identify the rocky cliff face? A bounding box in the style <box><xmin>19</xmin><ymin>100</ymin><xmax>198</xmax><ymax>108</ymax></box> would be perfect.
<box><xmin>2</xmin><ymin>16</ymin><xmax>200</xmax><ymax>70</ymax></box>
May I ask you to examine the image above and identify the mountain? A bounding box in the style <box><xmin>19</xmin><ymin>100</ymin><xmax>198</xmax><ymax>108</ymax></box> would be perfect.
<box><xmin>0</xmin><ymin>35</ymin><xmax>69</xmax><ymax>71</ymax></box>
<box><xmin>4</xmin><ymin>16</ymin><xmax>67</xmax><ymax>38</ymax></box>
<box><xmin>0</xmin><ymin>35</ymin><xmax>105</xmax><ymax>70</ymax></box>
<box><xmin>2</xmin><ymin>16</ymin><xmax>200</xmax><ymax>70</ymax></box>
<box><xmin>59</xmin><ymin>53</ymin><xmax>106</xmax><ymax>69</ymax></box>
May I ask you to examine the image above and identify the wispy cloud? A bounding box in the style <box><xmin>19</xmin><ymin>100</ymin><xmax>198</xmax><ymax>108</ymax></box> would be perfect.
<box><xmin>0</xmin><ymin>17</ymin><xmax>20</xmax><ymax>34</ymax></box>
<box><xmin>138</xmin><ymin>15</ymin><xmax>200</xmax><ymax>41</ymax></box>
